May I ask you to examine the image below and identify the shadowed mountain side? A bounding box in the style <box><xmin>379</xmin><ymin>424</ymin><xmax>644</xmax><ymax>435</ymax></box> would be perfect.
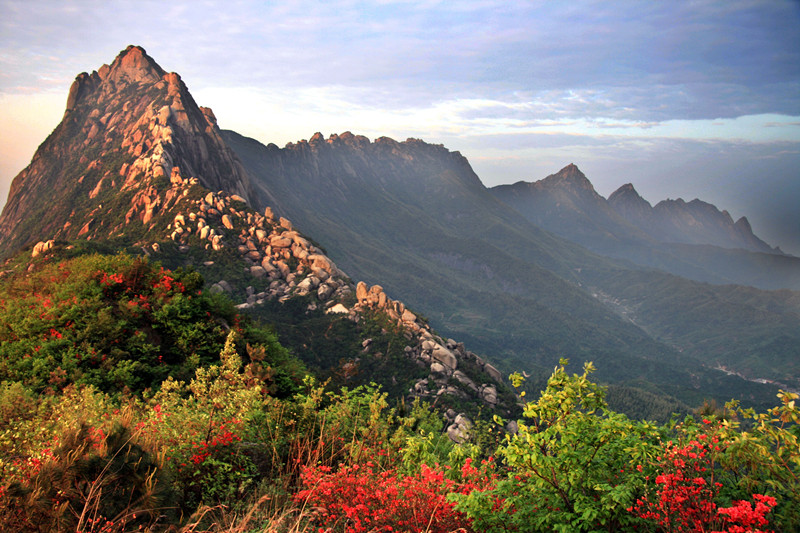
<box><xmin>223</xmin><ymin>130</ymin><xmax>794</xmax><ymax>404</ymax></box>
<box><xmin>224</xmin><ymin>132</ymin><xmax>597</xmax><ymax>277</ymax></box>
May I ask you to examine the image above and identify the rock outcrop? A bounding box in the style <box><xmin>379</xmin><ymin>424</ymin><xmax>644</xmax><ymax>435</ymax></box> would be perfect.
<box><xmin>351</xmin><ymin>279</ymin><xmax>505</xmax><ymax>401</ymax></box>
<box><xmin>168</xmin><ymin>186</ymin><xmax>352</xmax><ymax>306</ymax></box>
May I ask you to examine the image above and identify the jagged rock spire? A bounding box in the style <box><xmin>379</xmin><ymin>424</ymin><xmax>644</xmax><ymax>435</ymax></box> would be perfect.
<box><xmin>0</xmin><ymin>45</ymin><xmax>255</xmax><ymax>255</ymax></box>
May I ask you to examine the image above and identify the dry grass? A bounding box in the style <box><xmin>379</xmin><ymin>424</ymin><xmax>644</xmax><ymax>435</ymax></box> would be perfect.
<box><xmin>178</xmin><ymin>495</ymin><xmax>317</xmax><ymax>533</ymax></box>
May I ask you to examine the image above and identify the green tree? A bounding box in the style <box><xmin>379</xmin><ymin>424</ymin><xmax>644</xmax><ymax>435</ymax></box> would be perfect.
<box><xmin>455</xmin><ymin>360</ymin><xmax>662</xmax><ymax>532</ymax></box>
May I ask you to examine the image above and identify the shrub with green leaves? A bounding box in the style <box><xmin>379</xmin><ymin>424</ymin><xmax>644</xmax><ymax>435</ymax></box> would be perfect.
<box><xmin>455</xmin><ymin>360</ymin><xmax>666</xmax><ymax>532</ymax></box>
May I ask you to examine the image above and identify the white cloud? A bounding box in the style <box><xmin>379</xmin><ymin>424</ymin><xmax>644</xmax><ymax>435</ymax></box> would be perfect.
<box><xmin>196</xmin><ymin>83</ymin><xmax>800</xmax><ymax>148</ymax></box>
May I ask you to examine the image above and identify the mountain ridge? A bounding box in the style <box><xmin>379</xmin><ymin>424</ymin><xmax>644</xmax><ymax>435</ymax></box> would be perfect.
<box><xmin>0</xmin><ymin>45</ymin><xmax>521</xmax><ymax>423</ymax></box>
<box><xmin>491</xmin><ymin>164</ymin><xmax>654</xmax><ymax>253</ymax></box>
<box><xmin>224</xmin><ymin>128</ymin><xmax>800</xmax><ymax>398</ymax></box>
<box><xmin>609</xmin><ymin>183</ymin><xmax>779</xmax><ymax>254</ymax></box>
<box><xmin>1</xmin><ymin>45</ymin><xmax>797</xmax><ymax>413</ymax></box>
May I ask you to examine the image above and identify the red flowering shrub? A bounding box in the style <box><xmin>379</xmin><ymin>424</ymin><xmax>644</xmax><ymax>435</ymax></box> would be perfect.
<box><xmin>713</xmin><ymin>494</ymin><xmax>777</xmax><ymax>533</ymax></box>
<box><xmin>178</xmin><ymin>419</ymin><xmax>243</xmax><ymax>468</ymax></box>
<box><xmin>630</xmin><ymin>432</ymin><xmax>777</xmax><ymax>532</ymax></box>
<box><xmin>629</xmin><ymin>438</ymin><xmax>721</xmax><ymax>530</ymax></box>
<box><xmin>171</xmin><ymin>417</ymin><xmax>257</xmax><ymax>509</ymax></box>
<box><xmin>295</xmin><ymin>459</ymin><xmax>491</xmax><ymax>533</ymax></box>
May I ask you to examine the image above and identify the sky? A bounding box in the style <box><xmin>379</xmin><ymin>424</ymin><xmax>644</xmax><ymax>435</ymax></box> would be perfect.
<box><xmin>1</xmin><ymin>0</ymin><xmax>799</xmax><ymax>253</ymax></box>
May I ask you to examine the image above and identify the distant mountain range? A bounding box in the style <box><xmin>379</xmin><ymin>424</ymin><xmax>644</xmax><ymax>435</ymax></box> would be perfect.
<box><xmin>1</xmin><ymin>45</ymin><xmax>798</xmax><ymax>416</ymax></box>
<box><xmin>490</xmin><ymin>164</ymin><xmax>800</xmax><ymax>290</ymax></box>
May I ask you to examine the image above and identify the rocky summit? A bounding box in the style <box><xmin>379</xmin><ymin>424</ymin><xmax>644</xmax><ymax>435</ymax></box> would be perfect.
<box><xmin>0</xmin><ymin>45</ymin><xmax>253</xmax><ymax>255</ymax></box>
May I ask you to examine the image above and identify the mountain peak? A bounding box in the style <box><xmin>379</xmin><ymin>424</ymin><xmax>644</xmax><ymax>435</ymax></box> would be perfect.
<box><xmin>537</xmin><ymin>163</ymin><xmax>596</xmax><ymax>195</ymax></box>
<box><xmin>106</xmin><ymin>45</ymin><xmax>165</xmax><ymax>82</ymax></box>
<box><xmin>554</xmin><ymin>163</ymin><xmax>587</xmax><ymax>181</ymax></box>
<box><xmin>488</xmin><ymin>163</ymin><xmax>656</xmax><ymax>253</ymax></box>
<box><xmin>607</xmin><ymin>182</ymin><xmax>653</xmax><ymax>225</ymax></box>
<box><xmin>609</xmin><ymin>194</ymin><xmax>778</xmax><ymax>254</ymax></box>
<box><xmin>557</xmin><ymin>163</ymin><xmax>583</xmax><ymax>178</ymax></box>
<box><xmin>65</xmin><ymin>45</ymin><xmax>166</xmax><ymax>115</ymax></box>
<box><xmin>734</xmin><ymin>215</ymin><xmax>752</xmax><ymax>233</ymax></box>
<box><xmin>613</xmin><ymin>182</ymin><xmax>636</xmax><ymax>195</ymax></box>
<box><xmin>608</xmin><ymin>182</ymin><xmax>649</xmax><ymax>204</ymax></box>
<box><xmin>0</xmin><ymin>45</ymin><xmax>255</xmax><ymax>254</ymax></box>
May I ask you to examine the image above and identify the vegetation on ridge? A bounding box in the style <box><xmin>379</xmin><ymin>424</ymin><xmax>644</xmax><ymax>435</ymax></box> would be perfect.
<box><xmin>0</xmin><ymin>253</ymin><xmax>303</xmax><ymax>397</ymax></box>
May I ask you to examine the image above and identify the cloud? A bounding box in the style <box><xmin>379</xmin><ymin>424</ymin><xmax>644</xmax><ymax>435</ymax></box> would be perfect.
<box><xmin>2</xmin><ymin>0</ymin><xmax>798</xmax><ymax>121</ymax></box>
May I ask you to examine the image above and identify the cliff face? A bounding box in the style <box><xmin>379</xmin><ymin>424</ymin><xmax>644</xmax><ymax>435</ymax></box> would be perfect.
<box><xmin>0</xmin><ymin>45</ymin><xmax>254</xmax><ymax>256</ymax></box>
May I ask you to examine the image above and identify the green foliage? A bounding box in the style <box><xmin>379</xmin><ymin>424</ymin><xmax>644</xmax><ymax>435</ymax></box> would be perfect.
<box><xmin>0</xmin><ymin>253</ymin><xmax>304</xmax><ymax>396</ymax></box>
<box><xmin>605</xmin><ymin>384</ymin><xmax>691</xmax><ymax>423</ymax></box>
<box><xmin>2</xmin><ymin>350</ymin><xmax>799</xmax><ymax>532</ymax></box>
<box><xmin>0</xmin><ymin>381</ymin><xmax>36</xmax><ymax>427</ymax></box>
<box><xmin>455</xmin><ymin>360</ymin><xmax>664</xmax><ymax>532</ymax></box>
